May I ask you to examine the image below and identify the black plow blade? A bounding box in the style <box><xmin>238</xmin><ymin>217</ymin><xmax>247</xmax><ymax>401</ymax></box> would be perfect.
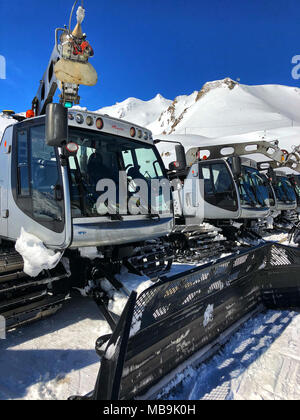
<box><xmin>76</xmin><ymin>243</ymin><xmax>300</xmax><ymax>401</ymax></box>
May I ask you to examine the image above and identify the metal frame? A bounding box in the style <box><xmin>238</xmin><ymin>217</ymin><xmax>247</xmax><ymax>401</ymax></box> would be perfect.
<box><xmin>186</xmin><ymin>140</ymin><xmax>300</xmax><ymax>172</ymax></box>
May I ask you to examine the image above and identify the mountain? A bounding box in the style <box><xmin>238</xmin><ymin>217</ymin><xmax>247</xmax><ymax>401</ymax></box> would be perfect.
<box><xmin>2</xmin><ymin>78</ymin><xmax>300</xmax><ymax>162</ymax></box>
<box><xmin>97</xmin><ymin>93</ymin><xmax>172</xmax><ymax>128</ymax></box>
<box><xmin>95</xmin><ymin>78</ymin><xmax>300</xmax><ymax>166</ymax></box>
<box><xmin>96</xmin><ymin>78</ymin><xmax>300</xmax><ymax>138</ymax></box>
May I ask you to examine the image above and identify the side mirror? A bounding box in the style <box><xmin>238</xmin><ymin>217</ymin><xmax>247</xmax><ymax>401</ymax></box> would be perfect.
<box><xmin>45</xmin><ymin>103</ymin><xmax>68</xmax><ymax>147</ymax></box>
<box><xmin>169</xmin><ymin>161</ymin><xmax>180</xmax><ymax>171</ymax></box>
<box><xmin>231</xmin><ymin>156</ymin><xmax>242</xmax><ymax>178</ymax></box>
<box><xmin>267</xmin><ymin>167</ymin><xmax>275</xmax><ymax>180</ymax></box>
<box><xmin>173</xmin><ymin>144</ymin><xmax>187</xmax><ymax>171</ymax></box>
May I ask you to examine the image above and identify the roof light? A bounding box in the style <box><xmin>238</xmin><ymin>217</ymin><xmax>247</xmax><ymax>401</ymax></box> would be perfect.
<box><xmin>66</xmin><ymin>142</ymin><xmax>79</xmax><ymax>154</ymax></box>
<box><xmin>86</xmin><ymin>115</ymin><xmax>94</xmax><ymax>126</ymax></box>
<box><xmin>130</xmin><ymin>127</ymin><xmax>136</xmax><ymax>137</ymax></box>
<box><xmin>64</xmin><ymin>101</ymin><xmax>73</xmax><ymax>109</ymax></box>
<box><xmin>76</xmin><ymin>114</ymin><xmax>84</xmax><ymax>124</ymax></box>
<box><xmin>96</xmin><ymin>117</ymin><xmax>104</xmax><ymax>130</ymax></box>
<box><xmin>137</xmin><ymin>129</ymin><xmax>142</xmax><ymax>139</ymax></box>
<box><xmin>68</xmin><ymin>113</ymin><xmax>75</xmax><ymax>120</ymax></box>
<box><xmin>144</xmin><ymin>132</ymin><xmax>149</xmax><ymax>140</ymax></box>
<box><xmin>26</xmin><ymin>110</ymin><xmax>35</xmax><ymax>118</ymax></box>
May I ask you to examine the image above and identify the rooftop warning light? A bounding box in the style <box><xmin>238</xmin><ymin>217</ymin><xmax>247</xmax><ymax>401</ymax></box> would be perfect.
<box><xmin>64</xmin><ymin>101</ymin><xmax>73</xmax><ymax>109</ymax></box>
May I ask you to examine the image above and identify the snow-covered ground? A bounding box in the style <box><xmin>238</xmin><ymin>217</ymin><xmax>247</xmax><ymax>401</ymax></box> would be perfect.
<box><xmin>0</xmin><ymin>262</ymin><xmax>299</xmax><ymax>401</ymax></box>
<box><xmin>0</xmin><ymin>295</ymin><xmax>107</xmax><ymax>400</ymax></box>
<box><xmin>156</xmin><ymin>310</ymin><xmax>300</xmax><ymax>400</ymax></box>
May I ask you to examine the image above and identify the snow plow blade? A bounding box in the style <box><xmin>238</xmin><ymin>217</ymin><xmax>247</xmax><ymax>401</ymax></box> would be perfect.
<box><xmin>88</xmin><ymin>243</ymin><xmax>300</xmax><ymax>400</ymax></box>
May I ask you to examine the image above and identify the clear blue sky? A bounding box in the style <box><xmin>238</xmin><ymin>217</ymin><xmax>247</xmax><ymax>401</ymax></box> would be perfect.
<box><xmin>0</xmin><ymin>0</ymin><xmax>300</xmax><ymax>113</ymax></box>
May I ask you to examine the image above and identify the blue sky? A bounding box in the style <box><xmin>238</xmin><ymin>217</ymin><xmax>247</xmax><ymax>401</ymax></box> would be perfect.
<box><xmin>0</xmin><ymin>0</ymin><xmax>300</xmax><ymax>113</ymax></box>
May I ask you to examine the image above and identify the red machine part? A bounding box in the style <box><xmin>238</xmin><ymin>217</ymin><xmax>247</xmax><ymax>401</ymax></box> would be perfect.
<box><xmin>73</xmin><ymin>40</ymin><xmax>94</xmax><ymax>57</ymax></box>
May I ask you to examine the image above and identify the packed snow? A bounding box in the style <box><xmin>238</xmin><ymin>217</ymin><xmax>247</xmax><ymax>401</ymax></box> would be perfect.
<box><xmin>15</xmin><ymin>228</ymin><xmax>62</xmax><ymax>277</ymax></box>
<box><xmin>0</xmin><ymin>280</ymin><xmax>299</xmax><ymax>400</ymax></box>
<box><xmin>155</xmin><ymin>310</ymin><xmax>300</xmax><ymax>400</ymax></box>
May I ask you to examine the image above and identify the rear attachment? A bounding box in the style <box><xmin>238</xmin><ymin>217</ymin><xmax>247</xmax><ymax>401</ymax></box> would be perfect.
<box><xmin>82</xmin><ymin>242</ymin><xmax>300</xmax><ymax>400</ymax></box>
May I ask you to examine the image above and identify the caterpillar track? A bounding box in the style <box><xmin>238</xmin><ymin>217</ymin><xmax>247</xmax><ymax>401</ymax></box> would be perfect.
<box><xmin>0</xmin><ymin>248</ymin><xmax>70</xmax><ymax>330</ymax></box>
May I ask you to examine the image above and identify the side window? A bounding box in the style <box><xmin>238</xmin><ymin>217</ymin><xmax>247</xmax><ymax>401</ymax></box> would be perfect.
<box><xmin>201</xmin><ymin>166</ymin><xmax>214</xmax><ymax>195</ymax></box>
<box><xmin>17</xmin><ymin>130</ymin><xmax>30</xmax><ymax>196</ymax></box>
<box><xmin>16</xmin><ymin>125</ymin><xmax>63</xmax><ymax>227</ymax></box>
<box><xmin>200</xmin><ymin>161</ymin><xmax>238</xmax><ymax>212</ymax></box>
<box><xmin>30</xmin><ymin>126</ymin><xmax>63</xmax><ymax>221</ymax></box>
<box><xmin>211</xmin><ymin>163</ymin><xmax>234</xmax><ymax>193</ymax></box>
<box><xmin>122</xmin><ymin>150</ymin><xmax>134</xmax><ymax>170</ymax></box>
<box><xmin>135</xmin><ymin>148</ymin><xmax>163</xmax><ymax>178</ymax></box>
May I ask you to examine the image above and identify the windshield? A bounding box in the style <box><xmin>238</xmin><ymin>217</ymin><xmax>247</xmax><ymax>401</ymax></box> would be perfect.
<box><xmin>274</xmin><ymin>176</ymin><xmax>296</xmax><ymax>204</ymax></box>
<box><xmin>67</xmin><ymin>129</ymin><xmax>171</xmax><ymax>217</ymax></box>
<box><xmin>238</xmin><ymin>166</ymin><xmax>269</xmax><ymax>208</ymax></box>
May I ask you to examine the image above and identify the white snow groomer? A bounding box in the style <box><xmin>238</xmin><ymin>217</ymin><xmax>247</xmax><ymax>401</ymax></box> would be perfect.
<box><xmin>76</xmin><ymin>142</ymin><xmax>300</xmax><ymax>401</ymax></box>
<box><xmin>157</xmin><ymin>139</ymin><xmax>292</xmax><ymax>262</ymax></box>
<box><xmin>258</xmin><ymin>148</ymin><xmax>300</xmax><ymax>229</ymax></box>
<box><xmin>0</xmin><ymin>4</ymin><xmax>173</xmax><ymax>330</ymax></box>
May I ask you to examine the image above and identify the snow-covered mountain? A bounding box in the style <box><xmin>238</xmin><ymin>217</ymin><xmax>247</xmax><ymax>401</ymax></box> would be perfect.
<box><xmin>96</xmin><ymin>78</ymin><xmax>300</xmax><ymax>138</ymax></box>
<box><xmin>3</xmin><ymin>78</ymin><xmax>300</xmax><ymax>160</ymax></box>
<box><xmin>98</xmin><ymin>93</ymin><xmax>172</xmax><ymax>128</ymax></box>
<box><xmin>95</xmin><ymin>78</ymin><xmax>300</xmax><ymax>166</ymax></box>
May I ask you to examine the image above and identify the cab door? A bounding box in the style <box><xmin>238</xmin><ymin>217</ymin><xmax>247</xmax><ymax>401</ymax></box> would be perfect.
<box><xmin>0</xmin><ymin>125</ymin><xmax>12</xmax><ymax>238</ymax></box>
<box><xmin>198</xmin><ymin>160</ymin><xmax>240</xmax><ymax>219</ymax></box>
<box><xmin>9</xmin><ymin>120</ymin><xmax>71</xmax><ymax>249</ymax></box>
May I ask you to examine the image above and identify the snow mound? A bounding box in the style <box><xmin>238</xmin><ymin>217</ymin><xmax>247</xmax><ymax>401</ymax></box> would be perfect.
<box><xmin>15</xmin><ymin>228</ymin><xmax>62</xmax><ymax>277</ymax></box>
<box><xmin>97</xmin><ymin>94</ymin><xmax>172</xmax><ymax>128</ymax></box>
<box><xmin>0</xmin><ymin>113</ymin><xmax>16</xmax><ymax>139</ymax></box>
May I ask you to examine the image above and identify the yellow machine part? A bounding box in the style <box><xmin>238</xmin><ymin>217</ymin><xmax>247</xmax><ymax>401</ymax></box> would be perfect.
<box><xmin>54</xmin><ymin>58</ymin><xmax>98</xmax><ymax>86</ymax></box>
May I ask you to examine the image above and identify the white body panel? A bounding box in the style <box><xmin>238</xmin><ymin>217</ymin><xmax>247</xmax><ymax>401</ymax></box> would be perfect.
<box><xmin>1</xmin><ymin>126</ymin><xmax>71</xmax><ymax>249</ymax></box>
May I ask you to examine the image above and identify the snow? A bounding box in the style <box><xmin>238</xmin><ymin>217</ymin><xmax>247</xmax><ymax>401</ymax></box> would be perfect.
<box><xmin>155</xmin><ymin>310</ymin><xmax>300</xmax><ymax>400</ymax></box>
<box><xmin>93</xmin><ymin>78</ymin><xmax>300</xmax><ymax>169</ymax></box>
<box><xmin>0</xmin><ymin>296</ymin><xmax>110</xmax><ymax>400</ymax></box>
<box><xmin>1</xmin><ymin>294</ymin><xmax>298</xmax><ymax>400</ymax></box>
<box><xmin>15</xmin><ymin>228</ymin><xmax>62</xmax><ymax>277</ymax></box>
<box><xmin>97</xmin><ymin>94</ymin><xmax>172</xmax><ymax>129</ymax></box>
<box><xmin>203</xmin><ymin>304</ymin><xmax>214</xmax><ymax>328</ymax></box>
<box><xmin>0</xmin><ymin>259</ymin><xmax>299</xmax><ymax>400</ymax></box>
<box><xmin>0</xmin><ymin>113</ymin><xmax>16</xmax><ymax>139</ymax></box>
<box><xmin>104</xmin><ymin>338</ymin><xmax>119</xmax><ymax>361</ymax></box>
